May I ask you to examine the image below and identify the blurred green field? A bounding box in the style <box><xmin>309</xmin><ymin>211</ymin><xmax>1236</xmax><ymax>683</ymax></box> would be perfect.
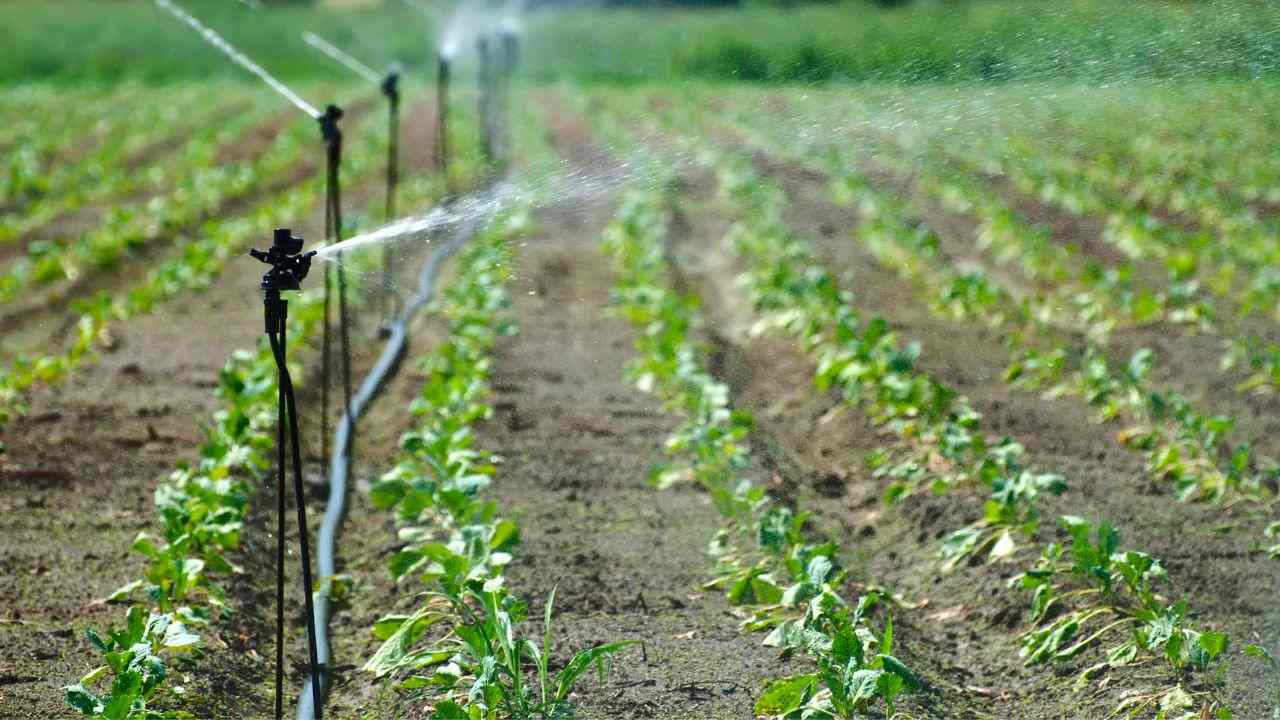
<box><xmin>4</xmin><ymin>0</ymin><xmax>1280</xmax><ymax>86</ymax></box>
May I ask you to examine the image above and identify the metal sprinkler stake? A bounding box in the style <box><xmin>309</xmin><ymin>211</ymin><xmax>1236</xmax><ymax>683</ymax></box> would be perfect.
<box><xmin>316</xmin><ymin>104</ymin><xmax>353</xmax><ymax>514</ymax></box>
<box><xmin>252</xmin><ymin>228</ymin><xmax>323</xmax><ymax>720</ymax></box>
<box><xmin>476</xmin><ymin>35</ymin><xmax>494</xmax><ymax>166</ymax></box>
<box><xmin>496</xmin><ymin>27</ymin><xmax>520</xmax><ymax>168</ymax></box>
<box><xmin>437</xmin><ymin>52</ymin><xmax>452</xmax><ymax>192</ymax></box>
<box><xmin>380</xmin><ymin>69</ymin><xmax>402</xmax><ymax>331</ymax></box>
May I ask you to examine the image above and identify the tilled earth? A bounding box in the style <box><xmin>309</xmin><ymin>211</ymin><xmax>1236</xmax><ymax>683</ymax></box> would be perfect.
<box><xmin>2</xmin><ymin>85</ymin><xmax>1277</xmax><ymax>720</ymax></box>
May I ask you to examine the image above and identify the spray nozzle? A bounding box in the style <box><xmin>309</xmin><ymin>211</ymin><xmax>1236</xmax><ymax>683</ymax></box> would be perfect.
<box><xmin>318</xmin><ymin>104</ymin><xmax>344</xmax><ymax>143</ymax></box>
<box><xmin>381</xmin><ymin>71</ymin><xmax>400</xmax><ymax>100</ymax></box>
<box><xmin>253</xmin><ymin>228</ymin><xmax>316</xmax><ymax>292</ymax></box>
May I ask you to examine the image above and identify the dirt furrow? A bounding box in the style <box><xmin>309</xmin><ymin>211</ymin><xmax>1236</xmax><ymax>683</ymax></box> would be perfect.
<box><xmin>477</xmin><ymin>197</ymin><xmax>795</xmax><ymax>720</ymax></box>
<box><xmin>647</xmin><ymin>126</ymin><xmax>1278</xmax><ymax>716</ymax></box>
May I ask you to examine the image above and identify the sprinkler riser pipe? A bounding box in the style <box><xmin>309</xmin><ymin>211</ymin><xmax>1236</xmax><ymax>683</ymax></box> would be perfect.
<box><xmin>437</xmin><ymin>55</ymin><xmax>451</xmax><ymax>178</ymax></box>
<box><xmin>253</xmin><ymin>227</ymin><xmax>323</xmax><ymax>720</ymax></box>
<box><xmin>476</xmin><ymin>35</ymin><xmax>494</xmax><ymax>164</ymax></box>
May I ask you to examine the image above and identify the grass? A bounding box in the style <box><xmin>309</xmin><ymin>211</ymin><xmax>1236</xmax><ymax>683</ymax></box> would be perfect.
<box><xmin>0</xmin><ymin>0</ymin><xmax>436</xmax><ymax>85</ymax></box>
<box><xmin>5</xmin><ymin>0</ymin><xmax>1280</xmax><ymax>86</ymax></box>
<box><xmin>524</xmin><ymin>0</ymin><xmax>1280</xmax><ymax>84</ymax></box>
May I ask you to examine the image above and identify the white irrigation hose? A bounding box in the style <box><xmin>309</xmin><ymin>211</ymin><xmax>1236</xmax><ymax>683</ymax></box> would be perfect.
<box><xmin>295</xmin><ymin>213</ymin><xmax>486</xmax><ymax>720</ymax></box>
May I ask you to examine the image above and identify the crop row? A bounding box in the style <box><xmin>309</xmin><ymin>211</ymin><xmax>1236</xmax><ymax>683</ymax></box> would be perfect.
<box><xmin>0</xmin><ymin>91</ymin><xmax>360</xmax><ymax>309</ymax></box>
<box><xmin>363</xmin><ymin>210</ymin><xmax>633</xmax><ymax>719</ymax></box>
<box><xmin>703</xmin><ymin>99</ymin><xmax>1277</xmax><ymax>533</ymax></box>
<box><xmin>59</xmin><ymin>96</ymin><xmax>475</xmax><ymax>715</ymax></box>
<box><xmin>0</xmin><ymin>93</ymin><xmax>386</xmax><ymax>431</ymax></box>
<box><xmin>1</xmin><ymin>84</ymin><xmax>155</xmax><ymax>206</ymax></box>
<box><xmin>600</xmin><ymin>181</ymin><xmax>920</xmax><ymax>718</ymax></box>
<box><xmin>0</xmin><ymin>89</ymin><xmax>268</xmax><ymax>246</ymax></box>
<box><xmin>716</xmin><ymin>147</ymin><xmax>1248</xmax><ymax>717</ymax></box>
<box><xmin>64</xmin><ymin>280</ymin><xmax>330</xmax><ymax>719</ymax></box>
<box><xmin>939</xmin><ymin>113</ymin><xmax>1280</xmax><ymax>395</ymax></box>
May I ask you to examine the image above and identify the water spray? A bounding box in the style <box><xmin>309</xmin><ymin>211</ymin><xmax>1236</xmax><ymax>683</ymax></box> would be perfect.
<box><xmin>250</xmin><ymin>228</ymin><xmax>323</xmax><ymax>720</ymax></box>
<box><xmin>302</xmin><ymin>32</ymin><xmax>382</xmax><ymax>85</ymax></box>
<box><xmin>302</xmin><ymin>32</ymin><xmax>404</xmax><ymax>329</ymax></box>
<box><xmin>153</xmin><ymin>0</ymin><xmax>320</xmax><ymax>120</ymax></box>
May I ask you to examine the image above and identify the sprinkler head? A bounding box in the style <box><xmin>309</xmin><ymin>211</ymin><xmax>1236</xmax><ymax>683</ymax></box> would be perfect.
<box><xmin>318</xmin><ymin>104</ymin><xmax>344</xmax><ymax>143</ymax></box>
<box><xmin>381</xmin><ymin>71</ymin><xmax>400</xmax><ymax>100</ymax></box>
<box><xmin>252</xmin><ymin>228</ymin><xmax>316</xmax><ymax>293</ymax></box>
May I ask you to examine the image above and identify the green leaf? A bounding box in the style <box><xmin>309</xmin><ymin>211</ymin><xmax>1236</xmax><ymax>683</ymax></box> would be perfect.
<box><xmin>64</xmin><ymin>685</ymin><xmax>103</xmax><ymax>716</ymax></box>
<box><xmin>754</xmin><ymin>674</ymin><xmax>817</xmax><ymax>714</ymax></box>
<box><xmin>388</xmin><ymin>550</ymin><xmax>426</xmax><ymax>580</ymax></box>
<box><xmin>1243</xmin><ymin>643</ymin><xmax>1278</xmax><ymax>671</ymax></box>
<box><xmin>363</xmin><ymin>608</ymin><xmax>444</xmax><ymax>677</ymax></box>
<box><xmin>1196</xmin><ymin>631</ymin><xmax>1229</xmax><ymax>662</ymax></box>
<box><xmin>879</xmin><ymin>653</ymin><xmax>919</xmax><ymax>689</ymax></box>
<box><xmin>488</xmin><ymin>519</ymin><xmax>519</xmax><ymax>550</ymax></box>
<box><xmin>106</xmin><ymin>579</ymin><xmax>144</xmax><ymax>603</ymax></box>
<box><xmin>431</xmin><ymin>700</ymin><xmax>469</xmax><ymax>719</ymax></box>
<box><xmin>369</xmin><ymin>478</ymin><xmax>409</xmax><ymax>510</ymax></box>
<box><xmin>372</xmin><ymin>614</ymin><xmax>413</xmax><ymax>641</ymax></box>
<box><xmin>79</xmin><ymin>665</ymin><xmax>110</xmax><ymax>687</ymax></box>
<box><xmin>554</xmin><ymin>641</ymin><xmax>637</xmax><ymax>701</ymax></box>
<box><xmin>85</xmin><ymin>628</ymin><xmax>110</xmax><ymax>653</ymax></box>
<box><xmin>848</xmin><ymin>668</ymin><xmax>884</xmax><ymax>705</ymax></box>
<box><xmin>103</xmin><ymin>670</ymin><xmax>143</xmax><ymax>720</ymax></box>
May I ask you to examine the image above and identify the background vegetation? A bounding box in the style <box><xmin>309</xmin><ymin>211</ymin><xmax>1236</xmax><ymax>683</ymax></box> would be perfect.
<box><xmin>3</xmin><ymin>0</ymin><xmax>1280</xmax><ymax>85</ymax></box>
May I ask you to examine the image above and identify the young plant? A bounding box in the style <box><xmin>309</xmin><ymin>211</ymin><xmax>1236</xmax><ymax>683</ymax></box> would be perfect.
<box><xmin>65</xmin><ymin>606</ymin><xmax>199</xmax><ymax>720</ymax></box>
<box><xmin>1011</xmin><ymin>516</ymin><xmax>1231</xmax><ymax>717</ymax></box>
<box><xmin>756</xmin><ymin>592</ymin><xmax>918</xmax><ymax>719</ymax></box>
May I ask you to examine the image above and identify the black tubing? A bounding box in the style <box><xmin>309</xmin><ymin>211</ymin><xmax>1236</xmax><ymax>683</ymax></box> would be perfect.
<box><xmin>295</xmin><ymin>214</ymin><xmax>485</xmax><ymax>720</ymax></box>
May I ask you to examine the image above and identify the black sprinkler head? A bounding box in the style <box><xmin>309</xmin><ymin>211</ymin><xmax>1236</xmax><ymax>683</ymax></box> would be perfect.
<box><xmin>318</xmin><ymin>104</ymin><xmax>344</xmax><ymax>142</ymax></box>
<box><xmin>381</xmin><ymin>71</ymin><xmax>400</xmax><ymax>99</ymax></box>
<box><xmin>252</xmin><ymin>228</ymin><xmax>316</xmax><ymax>292</ymax></box>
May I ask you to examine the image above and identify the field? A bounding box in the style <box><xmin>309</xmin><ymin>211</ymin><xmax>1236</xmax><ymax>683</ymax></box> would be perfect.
<box><xmin>1</xmin><ymin>1</ymin><xmax>1279</xmax><ymax>719</ymax></box>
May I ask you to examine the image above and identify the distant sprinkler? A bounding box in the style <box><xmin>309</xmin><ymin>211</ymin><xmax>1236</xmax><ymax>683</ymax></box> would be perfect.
<box><xmin>496</xmin><ymin>24</ymin><xmax>520</xmax><ymax>167</ymax></box>
<box><xmin>437</xmin><ymin>49</ymin><xmax>452</xmax><ymax>187</ymax></box>
<box><xmin>476</xmin><ymin>34</ymin><xmax>494</xmax><ymax>165</ymax></box>
<box><xmin>301</xmin><ymin>32</ymin><xmax>405</xmax><ymax>327</ymax></box>
<box><xmin>498</xmin><ymin>25</ymin><xmax>520</xmax><ymax>81</ymax></box>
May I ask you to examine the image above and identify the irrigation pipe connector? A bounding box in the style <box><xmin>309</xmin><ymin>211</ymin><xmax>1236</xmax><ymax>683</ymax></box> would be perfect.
<box><xmin>252</xmin><ymin>228</ymin><xmax>323</xmax><ymax>720</ymax></box>
<box><xmin>295</xmin><ymin>212</ymin><xmax>484</xmax><ymax>720</ymax></box>
<box><xmin>301</xmin><ymin>32</ymin><xmax>404</xmax><ymax>330</ymax></box>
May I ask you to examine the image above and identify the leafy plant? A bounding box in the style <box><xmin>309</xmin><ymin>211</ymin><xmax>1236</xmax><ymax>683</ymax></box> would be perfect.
<box><xmin>1010</xmin><ymin>516</ymin><xmax>1231</xmax><ymax>717</ymax></box>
